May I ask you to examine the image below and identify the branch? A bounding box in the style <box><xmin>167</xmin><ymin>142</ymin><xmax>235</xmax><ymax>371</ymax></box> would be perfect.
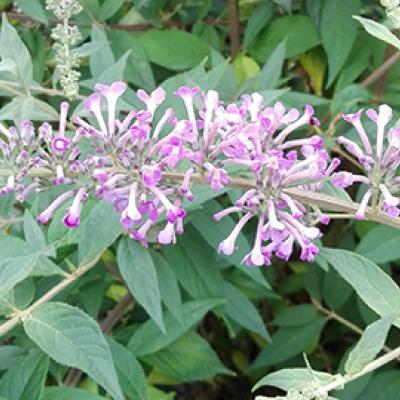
<box><xmin>227</xmin><ymin>0</ymin><xmax>241</xmax><ymax>59</ymax></box>
<box><xmin>0</xmin><ymin>254</ymin><xmax>101</xmax><ymax>338</ymax></box>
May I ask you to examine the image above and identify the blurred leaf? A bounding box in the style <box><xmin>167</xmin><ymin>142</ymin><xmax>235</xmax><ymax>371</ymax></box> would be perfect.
<box><xmin>0</xmin><ymin>346</ymin><xmax>27</xmax><ymax>371</ymax></box>
<box><xmin>16</xmin><ymin>0</ymin><xmax>48</xmax><ymax>24</ymax></box>
<box><xmin>0</xmin><ymin>350</ymin><xmax>48</xmax><ymax>400</ymax></box>
<box><xmin>139</xmin><ymin>30</ymin><xmax>210</xmax><ymax>71</ymax></box>
<box><xmin>108</xmin><ymin>338</ymin><xmax>147</xmax><ymax>400</ymax></box>
<box><xmin>323</xmin><ymin>266</ymin><xmax>353</xmax><ymax>310</ymax></box>
<box><xmin>233</xmin><ymin>53</ymin><xmax>260</xmax><ymax>86</ymax></box>
<box><xmin>258</xmin><ymin>40</ymin><xmax>286</xmax><ymax>90</ymax></box>
<box><xmin>299</xmin><ymin>48</ymin><xmax>326</xmax><ymax>96</ymax></box>
<box><xmin>345</xmin><ymin>315</ymin><xmax>394</xmax><ymax>375</ymax></box>
<box><xmin>23</xmin><ymin>210</ymin><xmax>47</xmax><ymax>252</ymax></box>
<box><xmin>108</xmin><ymin>30</ymin><xmax>155</xmax><ymax>91</ymax></box>
<box><xmin>331</xmin><ymin>84</ymin><xmax>369</xmax><ymax>115</ymax></box>
<box><xmin>355</xmin><ymin>370</ymin><xmax>400</xmax><ymax>399</ymax></box>
<box><xmin>321</xmin><ymin>248</ymin><xmax>400</xmax><ymax>328</ymax></box>
<box><xmin>128</xmin><ymin>299</ymin><xmax>224</xmax><ymax>357</ymax></box>
<box><xmin>243</xmin><ymin>1</ymin><xmax>274</xmax><ymax>49</ymax></box>
<box><xmin>0</xmin><ymin>14</ymin><xmax>33</xmax><ymax>89</ymax></box>
<box><xmin>225</xmin><ymin>282</ymin><xmax>270</xmax><ymax>341</ymax></box>
<box><xmin>24</xmin><ymin>302</ymin><xmax>123</xmax><ymax>400</ymax></box>
<box><xmin>356</xmin><ymin>225</ymin><xmax>400</xmax><ymax>263</ymax></box>
<box><xmin>143</xmin><ymin>331</ymin><xmax>233</xmax><ymax>382</ymax></box>
<box><xmin>321</xmin><ymin>0</ymin><xmax>360</xmax><ymax>86</ymax></box>
<box><xmin>43</xmin><ymin>387</ymin><xmax>106</xmax><ymax>400</ymax></box>
<box><xmin>251</xmin><ymin>317</ymin><xmax>326</xmax><ymax>369</ymax></box>
<box><xmin>0</xmin><ymin>97</ymin><xmax>58</xmax><ymax>125</ymax></box>
<box><xmin>98</xmin><ymin>0</ymin><xmax>125</xmax><ymax>21</ymax></box>
<box><xmin>354</xmin><ymin>16</ymin><xmax>400</xmax><ymax>50</ymax></box>
<box><xmin>118</xmin><ymin>238</ymin><xmax>164</xmax><ymax>331</ymax></box>
<box><xmin>251</xmin><ymin>15</ymin><xmax>320</xmax><ymax>62</ymax></box>
<box><xmin>273</xmin><ymin>0</ymin><xmax>292</xmax><ymax>13</ymax></box>
<box><xmin>253</xmin><ymin>368</ymin><xmax>333</xmax><ymax>392</ymax></box>
<box><xmin>272</xmin><ymin>305</ymin><xmax>318</xmax><ymax>327</ymax></box>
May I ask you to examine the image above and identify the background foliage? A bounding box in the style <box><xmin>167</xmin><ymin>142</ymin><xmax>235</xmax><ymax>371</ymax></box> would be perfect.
<box><xmin>0</xmin><ymin>0</ymin><xmax>400</xmax><ymax>399</ymax></box>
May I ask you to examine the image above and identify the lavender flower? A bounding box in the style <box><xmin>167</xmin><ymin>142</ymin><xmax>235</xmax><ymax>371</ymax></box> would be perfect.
<box><xmin>333</xmin><ymin>105</ymin><xmax>400</xmax><ymax>219</ymax></box>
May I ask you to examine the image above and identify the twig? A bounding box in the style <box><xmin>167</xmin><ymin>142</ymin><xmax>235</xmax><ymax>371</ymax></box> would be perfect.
<box><xmin>227</xmin><ymin>0</ymin><xmax>241</xmax><ymax>59</ymax></box>
<box><xmin>361</xmin><ymin>51</ymin><xmax>400</xmax><ymax>88</ymax></box>
<box><xmin>64</xmin><ymin>293</ymin><xmax>134</xmax><ymax>387</ymax></box>
<box><xmin>312</xmin><ymin>299</ymin><xmax>394</xmax><ymax>355</ymax></box>
<box><xmin>0</xmin><ymin>254</ymin><xmax>101</xmax><ymax>338</ymax></box>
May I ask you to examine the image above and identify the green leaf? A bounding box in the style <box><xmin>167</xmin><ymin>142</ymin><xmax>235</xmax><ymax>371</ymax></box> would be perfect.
<box><xmin>243</xmin><ymin>1</ymin><xmax>274</xmax><ymax>49</ymax></box>
<box><xmin>0</xmin><ymin>252</ymin><xmax>42</xmax><ymax>302</ymax></box>
<box><xmin>0</xmin><ymin>97</ymin><xmax>58</xmax><ymax>125</ymax></box>
<box><xmin>272</xmin><ymin>305</ymin><xmax>318</xmax><ymax>328</ymax></box>
<box><xmin>320</xmin><ymin>248</ymin><xmax>400</xmax><ymax>328</ymax></box>
<box><xmin>108</xmin><ymin>338</ymin><xmax>147</xmax><ymax>400</ymax></box>
<box><xmin>321</xmin><ymin>0</ymin><xmax>361</xmax><ymax>86</ymax></box>
<box><xmin>108</xmin><ymin>30</ymin><xmax>155</xmax><ymax>91</ymax></box>
<box><xmin>0</xmin><ymin>345</ymin><xmax>27</xmax><ymax>371</ymax></box>
<box><xmin>253</xmin><ymin>368</ymin><xmax>333</xmax><ymax>392</ymax></box>
<box><xmin>118</xmin><ymin>238</ymin><xmax>164</xmax><ymax>331</ymax></box>
<box><xmin>23</xmin><ymin>210</ymin><xmax>47</xmax><ymax>251</ymax></box>
<box><xmin>354</xmin><ymin>16</ymin><xmax>400</xmax><ymax>50</ymax></box>
<box><xmin>331</xmin><ymin>84</ymin><xmax>370</xmax><ymax>115</ymax></box>
<box><xmin>143</xmin><ymin>331</ymin><xmax>233</xmax><ymax>382</ymax></box>
<box><xmin>251</xmin><ymin>317</ymin><xmax>326</xmax><ymax>369</ymax></box>
<box><xmin>23</xmin><ymin>302</ymin><xmax>123</xmax><ymax>400</ymax></box>
<box><xmin>233</xmin><ymin>53</ymin><xmax>260</xmax><ymax>86</ymax></box>
<box><xmin>16</xmin><ymin>0</ymin><xmax>48</xmax><ymax>24</ymax></box>
<box><xmin>0</xmin><ymin>14</ymin><xmax>33</xmax><ymax>89</ymax></box>
<box><xmin>258</xmin><ymin>40</ymin><xmax>286</xmax><ymax>90</ymax></box>
<box><xmin>79</xmin><ymin>201</ymin><xmax>123</xmax><ymax>263</ymax></box>
<box><xmin>139</xmin><ymin>30</ymin><xmax>210</xmax><ymax>71</ymax></box>
<box><xmin>189</xmin><ymin>201</ymin><xmax>270</xmax><ymax>289</ymax></box>
<box><xmin>355</xmin><ymin>370</ymin><xmax>400</xmax><ymax>399</ymax></box>
<box><xmin>0</xmin><ymin>350</ymin><xmax>48</xmax><ymax>400</ymax></box>
<box><xmin>43</xmin><ymin>387</ymin><xmax>106</xmax><ymax>400</ymax></box>
<box><xmin>250</xmin><ymin>15</ymin><xmax>320</xmax><ymax>63</ymax></box>
<box><xmin>356</xmin><ymin>225</ymin><xmax>400</xmax><ymax>263</ymax></box>
<box><xmin>151</xmin><ymin>251</ymin><xmax>183</xmax><ymax>323</ymax></box>
<box><xmin>128</xmin><ymin>299</ymin><xmax>224</xmax><ymax>357</ymax></box>
<box><xmin>98</xmin><ymin>0</ymin><xmax>124</xmax><ymax>21</ymax></box>
<box><xmin>225</xmin><ymin>282</ymin><xmax>270</xmax><ymax>341</ymax></box>
<box><xmin>345</xmin><ymin>315</ymin><xmax>394</xmax><ymax>375</ymax></box>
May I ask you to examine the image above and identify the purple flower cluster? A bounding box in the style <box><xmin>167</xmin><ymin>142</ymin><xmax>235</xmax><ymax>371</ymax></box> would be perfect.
<box><xmin>0</xmin><ymin>81</ymin><xmax>339</xmax><ymax>266</ymax></box>
<box><xmin>333</xmin><ymin>105</ymin><xmax>400</xmax><ymax>219</ymax></box>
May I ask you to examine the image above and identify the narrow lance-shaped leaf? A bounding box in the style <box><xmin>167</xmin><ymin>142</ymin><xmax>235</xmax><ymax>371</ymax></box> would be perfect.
<box><xmin>345</xmin><ymin>314</ymin><xmax>395</xmax><ymax>375</ymax></box>
<box><xmin>117</xmin><ymin>238</ymin><xmax>164</xmax><ymax>332</ymax></box>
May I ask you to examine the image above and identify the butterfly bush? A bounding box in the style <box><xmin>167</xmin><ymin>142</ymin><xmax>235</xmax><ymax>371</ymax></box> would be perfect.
<box><xmin>0</xmin><ymin>82</ymin><xmax>347</xmax><ymax>266</ymax></box>
<box><xmin>332</xmin><ymin>104</ymin><xmax>400</xmax><ymax>219</ymax></box>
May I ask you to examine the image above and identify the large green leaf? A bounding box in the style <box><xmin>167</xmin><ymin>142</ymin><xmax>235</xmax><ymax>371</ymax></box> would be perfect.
<box><xmin>345</xmin><ymin>315</ymin><xmax>394</xmax><ymax>375</ymax></box>
<box><xmin>117</xmin><ymin>238</ymin><xmax>164</xmax><ymax>331</ymax></box>
<box><xmin>356</xmin><ymin>370</ymin><xmax>400</xmax><ymax>400</ymax></box>
<box><xmin>128</xmin><ymin>299</ymin><xmax>223</xmax><ymax>357</ymax></box>
<box><xmin>79</xmin><ymin>201</ymin><xmax>123</xmax><ymax>263</ymax></box>
<box><xmin>139</xmin><ymin>30</ymin><xmax>210</xmax><ymax>71</ymax></box>
<box><xmin>321</xmin><ymin>0</ymin><xmax>361</xmax><ymax>85</ymax></box>
<box><xmin>108</xmin><ymin>338</ymin><xmax>147</xmax><ymax>400</ymax></box>
<box><xmin>224</xmin><ymin>282</ymin><xmax>270</xmax><ymax>341</ymax></box>
<box><xmin>15</xmin><ymin>0</ymin><xmax>48</xmax><ymax>24</ymax></box>
<box><xmin>320</xmin><ymin>248</ymin><xmax>400</xmax><ymax>328</ymax></box>
<box><xmin>23</xmin><ymin>302</ymin><xmax>123</xmax><ymax>400</ymax></box>
<box><xmin>0</xmin><ymin>346</ymin><xmax>27</xmax><ymax>371</ymax></box>
<box><xmin>253</xmin><ymin>368</ymin><xmax>333</xmax><ymax>392</ymax></box>
<box><xmin>258</xmin><ymin>40</ymin><xmax>286</xmax><ymax>90</ymax></box>
<box><xmin>251</xmin><ymin>317</ymin><xmax>326</xmax><ymax>369</ymax></box>
<box><xmin>0</xmin><ymin>350</ymin><xmax>48</xmax><ymax>400</ymax></box>
<box><xmin>0</xmin><ymin>14</ymin><xmax>33</xmax><ymax>89</ymax></box>
<box><xmin>356</xmin><ymin>225</ymin><xmax>400</xmax><ymax>263</ymax></box>
<box><xmin>43</xmin><ymin>387</ymin><xmax>106</xmax><ymax>400</ymax></box>
<box><xmin>250</xmin><ymin>15</ymin><xmax>320</xmax><ymax>62</ymax></box>
<box><xmin>142</xmin><ymin>331</ymin><xmax>233</xmax><ymax>382</ymax></box>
